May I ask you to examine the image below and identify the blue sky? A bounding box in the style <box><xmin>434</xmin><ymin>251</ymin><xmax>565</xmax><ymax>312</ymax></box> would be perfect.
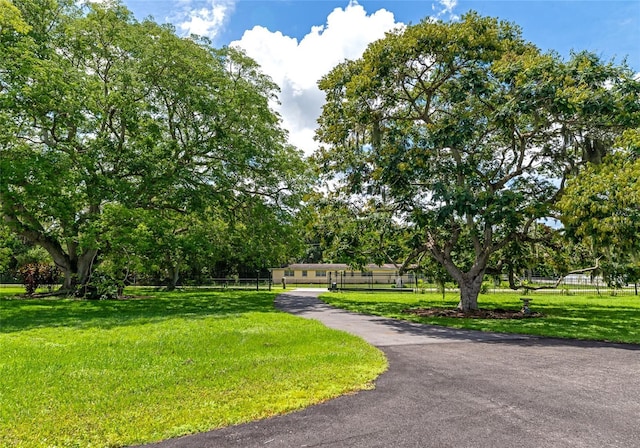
<box><xmin>114</xmin><ymin>0</ymin><xmax>640</xmax><ymax>153</ymax></box>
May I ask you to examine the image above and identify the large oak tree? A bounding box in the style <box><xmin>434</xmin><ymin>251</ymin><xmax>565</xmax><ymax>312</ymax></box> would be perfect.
<box><xmin>1</xmin><ymin>0</ymin><xmax>307</xmax><ymax>293</ymax></box>
<box><xmin>314</xmin><ymin>13</ymin><xmax>639</xmax><ymax>310</ymax></box>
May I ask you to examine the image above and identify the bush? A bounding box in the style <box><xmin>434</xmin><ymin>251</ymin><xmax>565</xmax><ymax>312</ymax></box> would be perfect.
<box><xmin>17</xmin><ymin>263</ymin><xmax>60</xmax><ymax>295</ymax></box>
<box><xmin>87</xmin><ymin>271</ymin><xmax>120</xmax><ymax>300</ymax></box>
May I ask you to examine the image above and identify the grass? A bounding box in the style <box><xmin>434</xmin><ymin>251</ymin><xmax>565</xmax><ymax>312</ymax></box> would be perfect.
<box><xmin>0</xmin><ymin>287</ymin><xmax>387</xmax><ymax>447</ymax></box>
<box><xmin>319</xmin><ymin>290</ymin><xmax>640</xmax><ymax>344</ymax></box>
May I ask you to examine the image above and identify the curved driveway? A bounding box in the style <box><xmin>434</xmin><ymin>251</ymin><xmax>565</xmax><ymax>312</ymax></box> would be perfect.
<box><xmin>141</xmin><ymin>289</ymin><xmax>640</xmax><ymax>448</ymax></box>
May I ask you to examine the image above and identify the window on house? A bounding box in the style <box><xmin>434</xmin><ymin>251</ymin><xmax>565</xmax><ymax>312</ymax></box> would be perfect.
<box><xmin>315</xmin><ymin>270</ymin><xmax>326</xmax><ymax>277</ymax></box>
<box><xmin>302</xmin><ymin>270</ymin><xmax>308</xmax><ymax>277</ymax></box>
<box><xmin>284</xmin><ymin>270</ymin><xmax>294</xmax><ymax>277</ymax></box>
<box><xmin>361</xmin><ymin>271</ymin><xmax>372</xmax><ymax>277</ymax></box>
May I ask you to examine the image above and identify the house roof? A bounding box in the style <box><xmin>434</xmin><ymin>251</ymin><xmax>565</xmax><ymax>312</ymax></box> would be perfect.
<box><xmin>277</xmin><ymin>263</ymin><xmax>399</xmax><ymax>271</ymax></box>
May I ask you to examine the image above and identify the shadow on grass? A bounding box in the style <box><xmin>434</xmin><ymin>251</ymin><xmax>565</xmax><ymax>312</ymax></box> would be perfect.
<box><xmin>0</xmin><ymin>289</ymin><xmax>278</xmax><ymax>333</ymax></box>
<box><xmin>368</xmin><ymin>314</ymin><xmax>640</xmax><ymax>351</ymax></box>
<box><xmin>318</xmin><ymin>298</ymin><xmax>415</xmax><ymax>316</ymax></box>
<box><xmin>316</xmin><ymin>293</ymin><xmax>640</xmax><ymax>347</ymax></box>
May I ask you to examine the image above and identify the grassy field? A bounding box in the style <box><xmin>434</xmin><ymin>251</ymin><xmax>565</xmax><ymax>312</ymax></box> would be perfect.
<box><xmin>0</xmin><ymin>287</ymin><xmax>386</xmax><ymax>447</ymax></box>
<box><xmin>319</xmin><ymin>290</ymin><xmax>640</xmax><ymax>344</ymax></box>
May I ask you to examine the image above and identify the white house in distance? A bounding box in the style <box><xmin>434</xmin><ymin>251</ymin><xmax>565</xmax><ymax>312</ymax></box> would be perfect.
<box><xmin>271</xmin><ymin>263</ymin><xmax>414</xmax><ymax>286</ymax></box>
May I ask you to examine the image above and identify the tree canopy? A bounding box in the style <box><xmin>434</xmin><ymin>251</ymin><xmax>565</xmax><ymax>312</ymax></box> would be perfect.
<box><xmin>314</xmin><ymin>12</ymin><xmax>640</xmax><ymax>310</ymax></box>
<box><xmin>558</xmin><ymin>144</ymin><xmax>640</xmax><ymax>287</ymax></box>
<box><xmin>1</xmin><ymin>0</ymin><xmax>308</xmax><ymax>294</ymax></box>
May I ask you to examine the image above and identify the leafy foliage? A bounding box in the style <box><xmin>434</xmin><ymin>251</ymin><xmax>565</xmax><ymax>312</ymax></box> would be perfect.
<box><xmin>558</xmin><ymin>152</ymin><xmax>640</xmax><ymax>286</ymax></box>
<box><xmin>559</xmin><ymin>154</ymin><xmax>640</xmax><ymax>253</ymax></box>
<box><xmin>17</xmin><ymin>262</ymin><xmax>60</xmax><ymax>295</ymax></box>
<box><xmin>1</xmin><ymin>0</ymin><xmax>308</xmax><ymax>293</ymax></box>
<box><xmin>0</xmin><ymin>221</ymin><xmax>30</xmax><ymax>280</ymax></box>
<box><xmin>314</xmin><ymin>12</ymin><xmax>640</xmax><ymax>310</ymax></box>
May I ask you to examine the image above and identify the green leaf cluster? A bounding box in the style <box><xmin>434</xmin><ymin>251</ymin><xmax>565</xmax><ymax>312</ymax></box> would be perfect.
<box><xmin>558</xmin><ymin>152</ymin><xmax>640</xmax><ymax>285</ymax></box>
<box><xmin>1</xmin><ymin>0</ymin><xmax>309</xmax><ymax>292</ymax></box>
<box><xmin>314</xmin><ymin>12</ymin><xmax>640</xmax><ymax>309</ymax></box>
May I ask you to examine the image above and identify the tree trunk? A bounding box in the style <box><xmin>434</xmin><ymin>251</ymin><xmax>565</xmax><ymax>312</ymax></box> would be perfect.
<box><xmin>166</xmin><ymin>264</ymin><xmax>180</xmax><ymax>291</ymax></box>
<box><xmin>75</xmin><ymin>249</ymin><xmax>98</xmax><ymax>297</ymax></box>
<box><xmin>457</xmin><ymin>273</ymin><xmax>484</xmax><ymax>312</ymax></box>
<box><xmin>3</xmin><ymin>210</ymin><xmax>98</xmax><ymax>295</ymax></box>
<box><xmin>429</xmin><ymin>248</ymin><xmax>487</xmax><ymax>312</ymax></box>
<box><xmin>61</xmin><ymin>266</ymin><xmax>75</xmax><ymax>291</ymax></box>
<box><xmin>77</xmin><ymin>250</ymin><xmax>97</xmax><ymax>284</ymax></box>
<box><xmin>59</xmin><ymin>249</ymin><xmax>98</xmax><ymax>296</ymax></box>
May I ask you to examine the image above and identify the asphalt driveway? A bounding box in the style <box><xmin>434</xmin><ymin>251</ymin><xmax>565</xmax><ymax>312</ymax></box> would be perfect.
<box><xmin>139</xmin><ymin>289</ymin><xmax>640</xmax><ymax>448</ymax></box>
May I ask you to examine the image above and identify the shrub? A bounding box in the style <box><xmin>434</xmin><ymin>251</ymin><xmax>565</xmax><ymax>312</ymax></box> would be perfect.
<box><xmin>17</xmin><ymin>263</ymin><xmax>60</xmax><ymax>295</ymax></box>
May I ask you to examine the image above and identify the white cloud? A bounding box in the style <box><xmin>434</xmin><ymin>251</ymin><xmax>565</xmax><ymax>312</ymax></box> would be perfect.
<box><xmin>177</xmin><ymin>0</ymin><xmax>235</xmax><ymax>38</ymax></box>
<box><xmin>439</xmin><ymin>0</ymin><xmax>457</xmax><ymax>15</ymax></box>
<box><xmin>232</xmin><ymin>1</ymin><xmax>402</xmax><ymax>155</ymax></box>
<box><xmin>434</xmin><ymin>0</ymin><xmax>459</xmax><ymax>21</ymax></box>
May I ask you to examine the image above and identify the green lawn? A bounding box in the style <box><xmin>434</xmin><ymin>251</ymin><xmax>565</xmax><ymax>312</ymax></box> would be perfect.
<box><xmin>0</xmin><ymin>288</ymin><xmax>386</xmax><ymax>447</ymax></box>
<box><xmin>319</xmin><ymin>291</ymin><xmax>640</xmax><ymax>344</ymax></box>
